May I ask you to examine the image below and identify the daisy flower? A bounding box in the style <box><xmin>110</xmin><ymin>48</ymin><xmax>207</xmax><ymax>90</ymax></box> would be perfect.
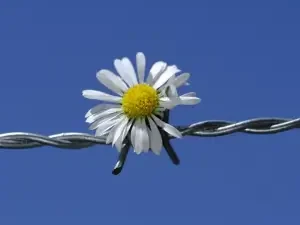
<box><xmin>82</xmin><ymin>52</ymin><xmax>200</xmax><ymax>155</ymax></box>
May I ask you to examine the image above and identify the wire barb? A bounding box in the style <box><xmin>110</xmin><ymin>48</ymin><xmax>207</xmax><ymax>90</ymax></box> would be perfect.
<box><xmin>0</xmin><ymin>118</ymin><xmax>299</xmax><ymax>149</ymax></box>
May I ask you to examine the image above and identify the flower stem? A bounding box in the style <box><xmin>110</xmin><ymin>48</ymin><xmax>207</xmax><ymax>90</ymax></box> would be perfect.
<box><xmin>161</xmin><ymin>110</ymin><xmax>180</xmax><ymax>165</ymax></box>
<box><xmin>112</xmin><ymin>138</ymin><xmax>130</xmax><ymax>175</ymax></box>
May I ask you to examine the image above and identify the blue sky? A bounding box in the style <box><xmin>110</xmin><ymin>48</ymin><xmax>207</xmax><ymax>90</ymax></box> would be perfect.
<box><xmin>0</xmin><ymin>0</ymin><xmax>300</xmax><ymax>224</ymax></box>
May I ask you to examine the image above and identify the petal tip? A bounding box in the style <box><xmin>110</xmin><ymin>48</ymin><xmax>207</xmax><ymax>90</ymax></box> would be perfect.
<box><xmin>82</xmin><ymin>90</ymin><xmax>87</xmax><ymax>96</ymax></box>
<box><xmin>137</xmin><ymin>52</ymin><xmax>145</xmax><ymax>56</ymax></box>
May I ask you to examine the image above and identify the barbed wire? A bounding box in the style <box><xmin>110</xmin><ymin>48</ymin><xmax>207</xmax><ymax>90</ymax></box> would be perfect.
<box><xmin>0</xmin><ymin>118</ymin><xmax>299</xmax><ymax>149</ymax></box>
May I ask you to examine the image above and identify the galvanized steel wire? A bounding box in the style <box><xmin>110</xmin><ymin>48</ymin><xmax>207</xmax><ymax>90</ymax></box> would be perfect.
<box><xmin>0</xmin><ymin>118</ymin><xmax>299</xmax><ymax>150</ymax></box>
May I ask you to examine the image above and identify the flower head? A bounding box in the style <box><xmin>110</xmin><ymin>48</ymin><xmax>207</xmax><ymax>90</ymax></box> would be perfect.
<box><xmin>83</xmin><ymin>52</ymin><xmax>200</xmax><ymax>155</ymax></box>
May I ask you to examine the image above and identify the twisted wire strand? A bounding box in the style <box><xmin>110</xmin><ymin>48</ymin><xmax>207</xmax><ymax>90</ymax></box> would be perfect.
<box><xmin>0</xmin><ymin>118</ymin><xmax>299</xmax><ymax>149</ymax></box>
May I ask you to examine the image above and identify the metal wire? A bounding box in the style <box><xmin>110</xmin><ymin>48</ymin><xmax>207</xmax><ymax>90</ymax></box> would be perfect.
<box><xmin>0</xmin><ymin>118</ymin><xmax>299</xmax><ymax>149</ymax></box>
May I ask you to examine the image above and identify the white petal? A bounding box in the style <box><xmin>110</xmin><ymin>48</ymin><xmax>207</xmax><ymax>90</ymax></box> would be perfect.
<box><xmin>181</xmin><ymin>92</ymin><xmax>196</xmax><ymax>97</ymax></box>
<box><xmin>95</xmin><ymin>124</ymin><xmax>113</xmax><ymax>137</ymax></box>
<box><xmin>174</xmin><ymin>73</ymin><xmax>190</xmax><ymax>88</ymax></box>
<box><xmin>153</xmin><ymin>65</ymin><xmax>181</xmax><ymax>89</ymax></box>
<box><xmin>112</xmin><ymin>117</ymin><xmax>129</xmax><ymax>146</ymax></box>
<box><xmin>148</xmin><ymin>118</ymin><xmax>162</xmax><ymax>155</ymax></box>
<box><xmin>106</xmin><ymin>127</ymin><xmax>117</xmax><ymax>144</ymax></box>
<box><xmin>121</xmin><ymin>119</ymin><xmax>133</xmax><ymax>141</ymax></box>
<box><xmin>96</xmin><ymin>126</ymin><xmax>110</xmax><ymax>137</ymax></box>
<box><xmin>121</xmin><ymin>57</ymin><xmax>138</xmax><ymax>85</ymax></box>
<box><xmin>166</xmin><ymin>85</ymin><xmax>178</xmax><ymax>98</ymax></box>
<box><xmin>82</xmin><ymin>90</ymin><xmax>121</xmax><ymax>103</ymax></box>
<box><xmin>178</xmin><ymin>92</ymin><xmax>200</xmax><ymax>105</ymax></box>
<box><xmin>132</xmin><ymin>121</ymin><xmax>143</xmax><ymax>154</ymax></box>
<box><xmin>159</xmin><ymin>97</ymin><xmax>180</xmax><ymax>109</ymax></box>
<box><xmin>106</xmin><ymin>115</ymin><xmax>127</xmax><ymax>144</ymax></box>
<box><xmin>86</xmin><ymin>107</ymin><xmax>122</xmax><ymax>123</ymax></box>
<box><xmin>140</xmin><ymin>119</ymin><xmax>149</xmax><ymax>152</ymax></box>
<box><xmin>136</xmin><ymin>52</ymin><xmax>146</xmax><ymax>83</ymax></box>
<box><xmin>115</xmin><ymin>135</ymin><xmax>124</xmax><ymax>152</ymax></box>
<box><xmin>131</xmin><ymin>119</ymin><xmax>149</xmax><ymax>154</ymax></box>
<box><xmin>146</xmin><ymin>61</ymin><xmax>167</xmax><ymax>85</ymax></box>
<box><xmin>85</xmin><ymin>104</ymin><xmax>120</xmax><ymax>118</ymax></box>
<box><xmin>179</xmin><ymin>96</ymin><xmax>201</xmax><ymax>105</ymax></box>
<box><xmin>96</xmin><ymin>69</ymin><xmax>128</xmax><ymax>95</ymax></box>
<box><xmin>114</xmin><ymin>59</ymin><xmax>135</xmax><ymax>87</ymax></box>
<box><xmin>152</xmin><ymin>115</ymin><xmax>182</xmax><ymax>138</ymax></box>
<box><xmin>130</xmin><ymin>122</ymin><xmax>137</xmax><ymax>152</ymax></box>
<box><xmin>144</xmin><ymin>128</ymin><xmax>151</xmax><ymax>153</ymax></box>
<box><xmin>159</xmin><ymin>100</ymin><xmax>176</xmax><ymax>109</ymax></box>
<box><xmin>115</xmin><ymin>119</ymin><xmax>134</xmax><ymax>152</ymax></box>
<box><xmin>89</xmin><ymin>112</ymin><xmax>122</xmax><ymax>130</ymax></box>
<box><xmin>95</xmin><ymin>117</ymin><xmax>121</xmax><ymax>137</ymax></box>
<box><xmin>157</xmin><ymin>75</ymin><xmax>176</xmax><ymax>95</ymax></box>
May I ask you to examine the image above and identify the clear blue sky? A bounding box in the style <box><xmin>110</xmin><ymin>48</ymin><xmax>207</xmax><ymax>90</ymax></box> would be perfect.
<box><xmin>0</xmin><ymin>0</ymin><xmax>300</xmax><ymax>224</ymax></box>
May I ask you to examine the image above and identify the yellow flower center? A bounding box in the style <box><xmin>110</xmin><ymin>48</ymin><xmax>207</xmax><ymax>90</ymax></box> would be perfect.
<box><xmin>122</xmin><ymin>84</ymin><xmax>159</xmax><ymax>119</ymax></box>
